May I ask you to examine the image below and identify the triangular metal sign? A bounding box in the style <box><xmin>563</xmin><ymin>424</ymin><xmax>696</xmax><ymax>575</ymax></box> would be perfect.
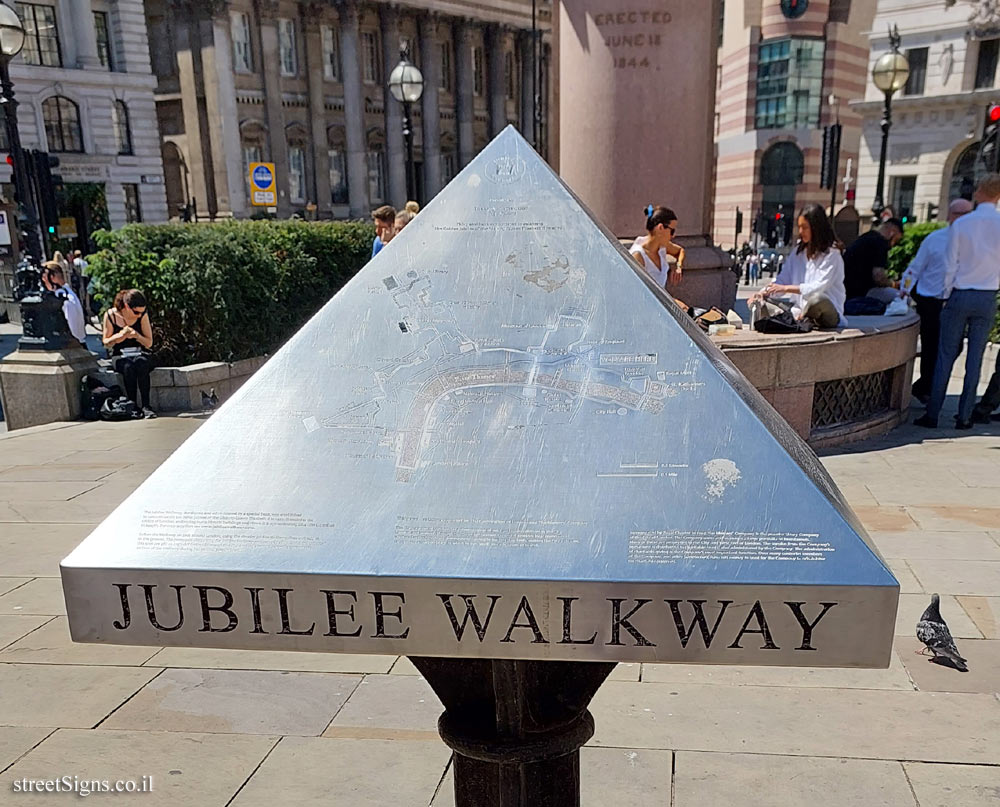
<box><xmin>62</xmin><ymin>127</ymin><xmax>897</xmax><ymax>668</ymax></box>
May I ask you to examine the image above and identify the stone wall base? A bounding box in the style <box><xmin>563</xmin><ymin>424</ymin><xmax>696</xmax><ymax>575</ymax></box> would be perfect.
<box><xmin>149</xmin><ymin>356</ymin><xmax>268</xmax><ymax>412</ymax></box>
<box><xmin>0</xmin><ymin>346</ymin><xmax>99</xmax><ymax>431</ymax></box>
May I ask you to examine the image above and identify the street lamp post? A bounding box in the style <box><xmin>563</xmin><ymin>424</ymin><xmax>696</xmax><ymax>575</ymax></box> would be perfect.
<box><xmin>0</xmin><ymin>2</ymin><xmax>66</xmax><ymax>350</ymax></box>
<box><xmin>388</xmin><ymin>48</ymin><xmax>424</xmax><ymax>204</ymax></box>
<box><xmin>870</xmin><ymin>26</ymin><xmax>910</xmax><ymax>226</ymax></box>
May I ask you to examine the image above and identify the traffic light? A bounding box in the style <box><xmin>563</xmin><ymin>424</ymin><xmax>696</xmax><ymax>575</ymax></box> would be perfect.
<box><xmin>981</xmin><ymin>104</ymin><xmax>1000</xmax><ymax>172</ymax></box>
<box><xmin>821</xmin><ymin>124</ymin><xmax>842</xmax><ymax>190</ymax></box>
<box><xmin>927</xmin><ymin>202</ymin><xmax>939</xmax><ymax>221</ymax></box>
<box><xmin>735</xmin><ymin>207</ymin><xmax>743</xmax><ymax>236</ymax></box>
<box><xmin>29</xmin><ymin>150</ymin><xmax>61</xmax><ymax>238</ymax></box>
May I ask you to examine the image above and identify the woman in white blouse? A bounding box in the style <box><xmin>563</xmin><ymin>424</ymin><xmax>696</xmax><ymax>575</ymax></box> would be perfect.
<box><xmin>750</xmin><ymin>203</ymin><xmax>847</xmax><ymax>329</ymax></box>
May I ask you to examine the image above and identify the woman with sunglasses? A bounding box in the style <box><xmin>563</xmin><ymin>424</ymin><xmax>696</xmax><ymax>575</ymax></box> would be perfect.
<box><xmin>629</xmin><ymin>205</ymin><xmax>684</xmax><ymax>288</ymax></box>
<box><xmin>102</xmin><ymin>288</ymin><xmax>156</xmax><ymax>418</ymax></box>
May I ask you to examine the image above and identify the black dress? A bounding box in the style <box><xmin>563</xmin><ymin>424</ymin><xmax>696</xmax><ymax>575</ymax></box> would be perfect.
<box><xmin>109</xmin><ymin>312</ymin><xmax>153</xmax><ymax>409</ymax></box>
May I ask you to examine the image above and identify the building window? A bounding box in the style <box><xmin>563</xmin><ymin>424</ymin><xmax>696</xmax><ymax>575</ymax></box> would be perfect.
<box><xmin>828</xmin><ymin>0</ymin><xmax>851</xmax><ymax>24</ymax></box>
<box><xmin>242</xmin><ymin>143</ymin><xmax>262</xmax><ymax>195</ymax></box>
<box><xmin>123</xmin><ymin>184</ymin><xmax>142</xmax><ymax>223</ymax></box>
<box><xmin>361</xmin><ymin>31</ymin><xmax>380</xmax><ymax>84</ymax></box>
<box><xmin>42</xmin><ymin>96</ymin><xmax>83</xmax><ymax>153</ymax></box>
<box><xmin>329</xmin><ymin>148</ymin><xmax>348</xmax><ymax>204</ymax></box>
<box><xmin>473</xmin><ymin>45</ymin><xmax>484</xmax><ymax>96</ymax></box>
<box><xmin>441</xmin><ymin>151</ymin><xmax>457</xmax><ymax>184</ymax></box>
<box><xmin>278</xmin><ymin>18</ymin><xmax>297</xmax><ymax>76</ymax></box>
<box><xmin>975</xmin><ymin>39</ymin><xmax>999</xmax><ymax>89</ymax></box>
<box><xmin>232</xmin><ymin>11</ymin><xmax>253</xmax><ymax>72</ymax></box>
<box><xmin>288</xmin><ymin>145</ymin><xmax>306</xmax><ymax>203</ymax></box>
<box><xmin>504</xmin><ymin>50</ymin><xmax>515</xmax><ymax>100</ymax></box>
<box><xmin>755</xmin><ymin>37</ymin><xmax>825</xmax><ymax>129</ymax></box>
<box><xmin>17</xmin><ymin>3</ymin><xmax>61</xmax><ymax>67</ymax></box>
<box><xmin>904</xmin><ymin>47</ymin><xmax>928</xmax><ymax>95</ymax></box>
<box><xmin>759</xmin><ymin>142</ymin><xmax>803</xmax><ymax>243</ymax></box>
<box><xmin>890</xmin><ymin>176</ymin><xmax>917</xmax><ymax>221</ymax></box>
<box><xmin>367</xmin><ymin>146</ymin><xmax>385</xmax><ymax>203</ymax></box>
<box><xmin>322</xmin><ymin>25</ymin><xmax>340</xmax><ymax>80</ymax></box>
<box><xmin>440</xmin><ymin>40</ymin><xmax>453</xmax><ymax>92</ymax></box>
<box><xmin>112</xmin><ymin>100</ymin><xmax>132</xmax><ymax>155</ymax></box>
<box><xmin>94</xmin><ymin>11</ymin><xmax>113</xmax><ymax>70</ymax></box>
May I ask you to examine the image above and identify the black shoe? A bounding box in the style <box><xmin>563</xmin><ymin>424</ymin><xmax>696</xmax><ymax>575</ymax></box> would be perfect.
<box><xmin>142</xmin><ymin>407</ymin><xmax>157</xmax><ymax>420</ymax></box>
<box><xmin>954</xmin><ymin>418</ymin><xmax>973</xmax><ymax>430</ymax></box>
<box><xmin>913</xmin><ymin>415</ymin><xmax>938</xmax><ymax>428</ymax></box>
<box><xmin>971</xmin><ymin>411</ymin><xmax>991</xmax><ymax>425</ymax></box>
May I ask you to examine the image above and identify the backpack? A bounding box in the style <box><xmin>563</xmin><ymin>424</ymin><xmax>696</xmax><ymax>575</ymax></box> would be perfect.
<box><xmin>80</xmin><ymin>375</ymin><xmax>121</xmax><ymax>421</ymax></box>
<box><xmin>753</xmin><ymin>311</ymin><xmax>813</xmax><ymax>334</ymax></box>
<box><xmin>844</xmin><ymin>296</ymin><xmax>887</xmax><ymax>316</ymax></box>
<box><xmin>100</xmin><ymin>396</ymin><xmax>140</xmax><ymax>421</ymax></box>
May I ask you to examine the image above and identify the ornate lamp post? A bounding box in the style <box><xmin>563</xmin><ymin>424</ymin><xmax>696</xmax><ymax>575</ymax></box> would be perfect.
<box><xmin>388</xmin><ymin>48</ymin><xmax>424</xmax><ymax>203</ymax></box>
<box><xmin>870</xmin><ymin>26</ymin><xmax>910</xmax><ymax>226</ymax></box>
<box><xmin>0</xmin><ymin>2</ymin><xmax>66</xmax><ymax>349</ymax></box>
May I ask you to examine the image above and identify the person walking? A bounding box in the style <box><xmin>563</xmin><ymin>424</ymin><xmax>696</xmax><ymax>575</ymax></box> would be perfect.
<box><xmin>900</xmin><ymin>199</ymin><xmax>973</xmax><ymax>403</ymax></box>
<box><xmin>629</xmin><ymin>205</ymin><xmax>684</xmax><ymax>289</ymax></box>
<box><xmin>915</xmin><ymin>175</ymin><xmax>1000</xmax><ymax>429</ymax></box>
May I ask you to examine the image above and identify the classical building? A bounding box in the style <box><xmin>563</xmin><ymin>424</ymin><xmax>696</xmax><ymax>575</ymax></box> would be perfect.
<box><xmin>854</xmin><ymin>0</ymin><xmax>1000</xmax><ymax>222</ymax></box>
<box><xmin>713</xmin><ymin>0</ymin><xmax>875</xmax><ymax>248</ymax></box>
<box><xmin>144</xmin><ymin>0</ymin><xmax>552</xmax><ymax>221</ymax></box>
<box><xmin>0</xmin><ymin>0</ymin><xmax>167</xmax><ymax>243</ymax></box>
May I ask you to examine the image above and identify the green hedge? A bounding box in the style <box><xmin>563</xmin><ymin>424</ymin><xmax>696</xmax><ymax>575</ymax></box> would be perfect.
<box><xmin>88</xmin><ymin>220</ymin><xmax>373</xmax><ymax>365</ymax></box>
<box><xmin>887</xmin><ymin>221</ymin><xmax>946</xmax><ymax>278</ymax></box>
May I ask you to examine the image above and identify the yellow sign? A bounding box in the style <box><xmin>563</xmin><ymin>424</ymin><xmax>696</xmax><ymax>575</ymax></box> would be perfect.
<box><xmin>249</xmin><ymin>162</ymin><xmax>277</xmax><ymax>206</ymax></box>
<box><xmin>57</xmin><ymin>217</ymin><xmax>78</xmax><ymax>238</ymax></box>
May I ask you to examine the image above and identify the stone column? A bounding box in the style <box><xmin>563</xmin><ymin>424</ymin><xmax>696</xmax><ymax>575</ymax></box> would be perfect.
<box><xmin>301</xmin><ymin>5</ymin><xmax>332</xmax><ymax>214</ymax></box>
<box><xmin>70</xmin><ymin>0</ymin><xmax>102</xmax><ymax>69</ymax></box>
<box><xmin>518</xmin><ymin>29</ymin><xmax>535</xmax><ymax>147</ymax></box>
<box><xmin>487</xmin><ymin>25</ymin><xmax>506</xmax><ymax>137</ymax></box>
<box><xmin>173</xmin><ymin>16</ymin><xmax>215</xmax><ymax>218</ymax></box>
<box><xmin>257</xmin><ymin>3</ymin><xmax>290</xmax><ymax>217</ymax></box>
<box><xmin>381</xmin><ymin>6</ymin><xmax>407</xmax><ymax>207</ymax></box>
<box><xmin>339</xmin><ymin>2</ymin><xmax>370</xmax><ymax>217</ymax></box>
<box><xmin>203</xmin><ymin>13</ymin><xmax>245</xmax><ymax>217</ymax></box>
<box><xmin>419</xmin><ymin>14</ymin><xmax>442</xmax><ymax>199</ymax></box>
<box><xmin>454</xmin><ymin>20</ymin><xmax>475</xmax><ymax>167</ymax></box>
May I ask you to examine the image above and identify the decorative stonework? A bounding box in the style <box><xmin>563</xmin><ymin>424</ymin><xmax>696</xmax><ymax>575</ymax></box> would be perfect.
<box><xmin>946</xmin><ymin>0</ymin><xmax>1000</xmax><ymax>37</ymax></box>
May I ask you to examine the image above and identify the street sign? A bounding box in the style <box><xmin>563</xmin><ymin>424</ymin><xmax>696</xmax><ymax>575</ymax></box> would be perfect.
<box><xmin>249</xmin><ymin>162</ymin><xmax>277</xmax><ymax>206</ymax></box>
<box><xmin>61</xmin><ymin>127</ymin><xmax>898</xmax><ymax>669</ymax></box>
<box><xmin>57</xmin><ymin>217</ymin><xmax>77</xmax><ymax>238</ymax></box>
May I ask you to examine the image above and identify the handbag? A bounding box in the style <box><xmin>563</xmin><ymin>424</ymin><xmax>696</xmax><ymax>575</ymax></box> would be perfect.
<box><xmin>100</xmin><ymin>396</ymin><xmax>141</xmax><ymax>421</ymax></box>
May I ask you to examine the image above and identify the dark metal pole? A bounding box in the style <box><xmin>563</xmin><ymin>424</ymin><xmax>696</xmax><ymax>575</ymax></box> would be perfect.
<box><xmin>872</xmin><ymin>90</ymin><xmax>892</xmax><ymax>226</ymax></box>
<box><xmin>402</xmin><ymin>99</ymin><xmax>416</xmax><ymax>202</ymax></box>
<box><xmin>531</xmin><ymin>0</ymin><xmax>539</xmax><ymax>148</ymax></box>
<box><xmin>0</xmin><ymin>57</ymin><xmax>42</xmax><ymax>263</ymax></box>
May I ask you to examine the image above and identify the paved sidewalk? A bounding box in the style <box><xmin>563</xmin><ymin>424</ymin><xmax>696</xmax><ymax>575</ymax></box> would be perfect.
<box><xmin>0</xmin><ymin>410</ymin><xmax>998</xmax><ymax>804</ymax></box>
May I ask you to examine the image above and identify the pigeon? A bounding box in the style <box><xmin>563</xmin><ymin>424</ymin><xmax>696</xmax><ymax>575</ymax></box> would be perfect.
<box><xmin>916</xmin><ymin>593</ymin><xmax>968</xmax><ymax>672</ymax></box>
<box><xmin>200</xmin><ymin>388</ymin><xmax>219</xmax><ymax>410</ymax></box>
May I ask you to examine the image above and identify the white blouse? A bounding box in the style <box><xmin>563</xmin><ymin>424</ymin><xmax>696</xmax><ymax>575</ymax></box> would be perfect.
<box><xmin>776</xmin><ymin>245</ymin><xmax>847</xmax><ymax>326</ymax></box>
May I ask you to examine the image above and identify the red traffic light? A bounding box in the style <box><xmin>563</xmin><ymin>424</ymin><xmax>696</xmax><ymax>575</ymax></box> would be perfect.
<box><xmin>4</xmin><ymin>155</ymin><xmax>12</xmax><ymax>167</ymax></box>
<box><xmin>774</xmin><ymin>213</ymin><xmax>782</xmax><ymax>220</ymax></box>
<box><xmin>989</xmin><ymin>104</ymin><xmax>1000</xmax><ymax>122</ymax></box>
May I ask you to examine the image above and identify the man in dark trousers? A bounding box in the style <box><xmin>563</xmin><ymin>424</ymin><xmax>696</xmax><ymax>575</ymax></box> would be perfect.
<box><xmin>900</xmin><ymin>199</ymin><xmax>973</xmax><ymax>403</ymax></box>
<box><xmin>843</xmin><ymin>218</ymin><xmax>905</xmax><ymax>305</ymax></box>
<box><xmin>916</xmin><ymin>175</ymin><xmax>1000</xmax><ymax>429</ymax></box>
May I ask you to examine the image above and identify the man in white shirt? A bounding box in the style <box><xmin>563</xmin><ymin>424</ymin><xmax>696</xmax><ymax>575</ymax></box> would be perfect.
<box><xmin>41</xmin><ymin>262</ymin><xmax>87</xmax><ymax>345</ymax></box>
<box><xmin>900</xmin><ymin>198</ymin><xmax>973</xmax><ymax>402</ymax></box>
<box><xmin>915</xmin><ymin>176</ymin><xmax>1000</xmax><ymax>429</ymax></box>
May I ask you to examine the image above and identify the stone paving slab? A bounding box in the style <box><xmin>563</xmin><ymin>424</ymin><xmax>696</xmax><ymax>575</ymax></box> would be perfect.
<box><xmin>7</xmin><ymin>501</ymin><xmax>120</xmax><ymax>523</ymax></box>
<box><xmin>850</xmin><ymin>506</ymin><xmax>918</xmax><ymax>532</ymax></box>
<box><xmin>907</xmin><ymin>559</ymin><xmax>1000</xmax><ymax>596</ymax></box>
<box><xmin>326</xmin><ymin>674</ymin><xmax>442</xmax><ymax>738</ymax></box>
<box><xmin>0</xmin><ymin>480</ymin><xmax>102</xmax><ymax>502</ymax></box>
<box><xmin>0</xmin><ymin>503</ymin><xmax>25</xmax><ymax>521</ymax></box>
<box><xmin>230</xmin><ymin>736</ymin><xmax>450</xmax><ymax>807</ymax></box>
<box><xmin>144</xmin><ymin>647</ymin><xmax>395</xmax><ymax>674</ymax></box>
<box><xmin>0</xmin><ymin>463</ymin><xmax>123</xmax><ymax>482</ymax></box>
<box><xmin>102</xmin><ymin>668</ymin><xmax>361</xmax><ymax>737</ymax></box>
<box><xmin>672</xmin><ymin>751</ymin><xmax>916</xmax><ymax>807</ymax></box>
<box><xmin>387</xmin><ymin>656</ymin><xmax>641</xmax><ymax>681</ymax></box>
<box><xmin>895</xmin><ymin>593</ymin><xmax>982</xmax><ymax>639</ymax></box>
<box><xmin>0</xmin><ymin>664</ymin><xmax>159</xmax><ymax>728</ymax></box>
<box><xmin>896</xmin><ymin>637</ymin><xmax>1000</xmax><ymax>694</ymax></box>
<box><xmin>0</xmin><ymin>577</ymin><xmax>30</xmax><ymax>597</ymax></box>
<box><xmin>0</xmin><ymin>728</ymin><xmax>276</xmax><ymax>806</ymax></box>
<box><xmin>0</xmin><ymin>727</ymin><xmax>51</xmax><ymax>771</ymax></box>
<box><xmin>0</xmin><ymin>577</ymin><xmax>67</xmax><ymax>616</ymax></box>
<box><xmin>589</xmin><ymin>681</ymin><xmax>1000</xmax><ymax>763</ymax></box>
<box><xmin>871</xmin><ymin>531</ymin><xmax>1000</xmax><ymax>561</ymax></box>
<box><xmin>0</xmin><ymin>614</ymin><xmax>50</xmax><ymax>650</ymax></box>
<box><xmin>431</xmin><ymin>747</ymin><xmax>674</xmax><ymax>807</ymax></box>
<box><xmin>0</xmin><ymin>523</ymin><xmax>98</xmax><ymax>576</ymax></box>
<box><xmin>903</xmin><ymin>761</ymin><xmax>1000</xmax><ymax>806</ymax></box>
<box><xmin>639</xmin><ymin>649</ymin><xmax>912</xmax><ymax>690</ymax></box>
<box><xmin>866</xmin><ymin>479</ymin><xmax>1000</xmax><ymax>508</ymax></box>
<box><xmin>906</xmin><ymin>506</ymin><xmax>1000</xmax><ymax>532</ymax></box>
<box><xmin>0</xmin><ymin>616</ymin><xmax>161</xmax><ymax>666</ymax></box>
<box><xmin>957</xmin><ymin>596</ymin><xmax>1000</xmax><ymax>639</ymax></box>
<box><xmin>885</xmin><ymin>558</ymin><xmax>923</xmax><ymax>593</ymax></box>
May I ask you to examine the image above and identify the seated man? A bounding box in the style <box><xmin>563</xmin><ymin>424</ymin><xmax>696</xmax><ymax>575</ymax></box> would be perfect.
<box><xmin>41</xmin><ymin>261</ymin><xmax>87</xmax><ymax>345</ymax></box>
<box><xmin>843</xmin><ymin>218</ymin><xmax>904</xmax><ymax>305</ymax></box>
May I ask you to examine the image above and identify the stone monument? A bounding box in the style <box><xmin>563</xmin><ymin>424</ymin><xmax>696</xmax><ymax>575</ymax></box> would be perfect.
<box><xmin>554</xmin><ymin>0</ymin><xmax>736</xmax><ymax>311</ymax></box>
<box><xmin>62</xmin><ymin>128</ymin><xmax>897</xmax><ymax>807</ymax></box>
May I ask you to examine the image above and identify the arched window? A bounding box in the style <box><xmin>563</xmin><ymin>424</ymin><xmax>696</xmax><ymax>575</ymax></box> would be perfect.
<box><xmin>327</xmin><ymin>126</ymin><xmax>348</xmax><ymax>206</ymax></box>
<box><xmin>240</xmin><ymin>120</ymin><xmax>268</xmax><ymax>201</ymax></box>
<box><xmin>366</xmin><ymin>129</ymin><xmax>386</xmax><ymax>204</ymax></box>
<box><xmin>950</xmin><ymin>142</ymin><xmax>989</xmax><ymax>201</ymax></box>
<box><xmin>42</xmin><ymin>96</ymin><xmax>84</xmax><ymax>153</ymax></box>
<box><xmin>759</xmin><ymin>142</ymin><xmax>803</xmax><ymax>244</ymax></box>
<box><xmin>286</xmin><ymin>123</ymin><xmax>309</xmax><ymax>204</ymax></box>
<box><xmin>113</xmin><ymin>100</ymin><xmax>133</xmax><ymax>155</ymax></box>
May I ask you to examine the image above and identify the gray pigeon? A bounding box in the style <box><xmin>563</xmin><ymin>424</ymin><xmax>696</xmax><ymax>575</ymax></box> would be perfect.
<box><xmin>916</xmin><ymin>593</ymin><xmax>968</xmax><ymax>672</ymax></box>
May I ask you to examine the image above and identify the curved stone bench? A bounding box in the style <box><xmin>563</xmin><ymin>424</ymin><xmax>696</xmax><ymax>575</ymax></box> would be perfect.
<box><xmin>711</xmin><ymin>312</ymin><xmax>919</xmax><ymax>449</ymax></box>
